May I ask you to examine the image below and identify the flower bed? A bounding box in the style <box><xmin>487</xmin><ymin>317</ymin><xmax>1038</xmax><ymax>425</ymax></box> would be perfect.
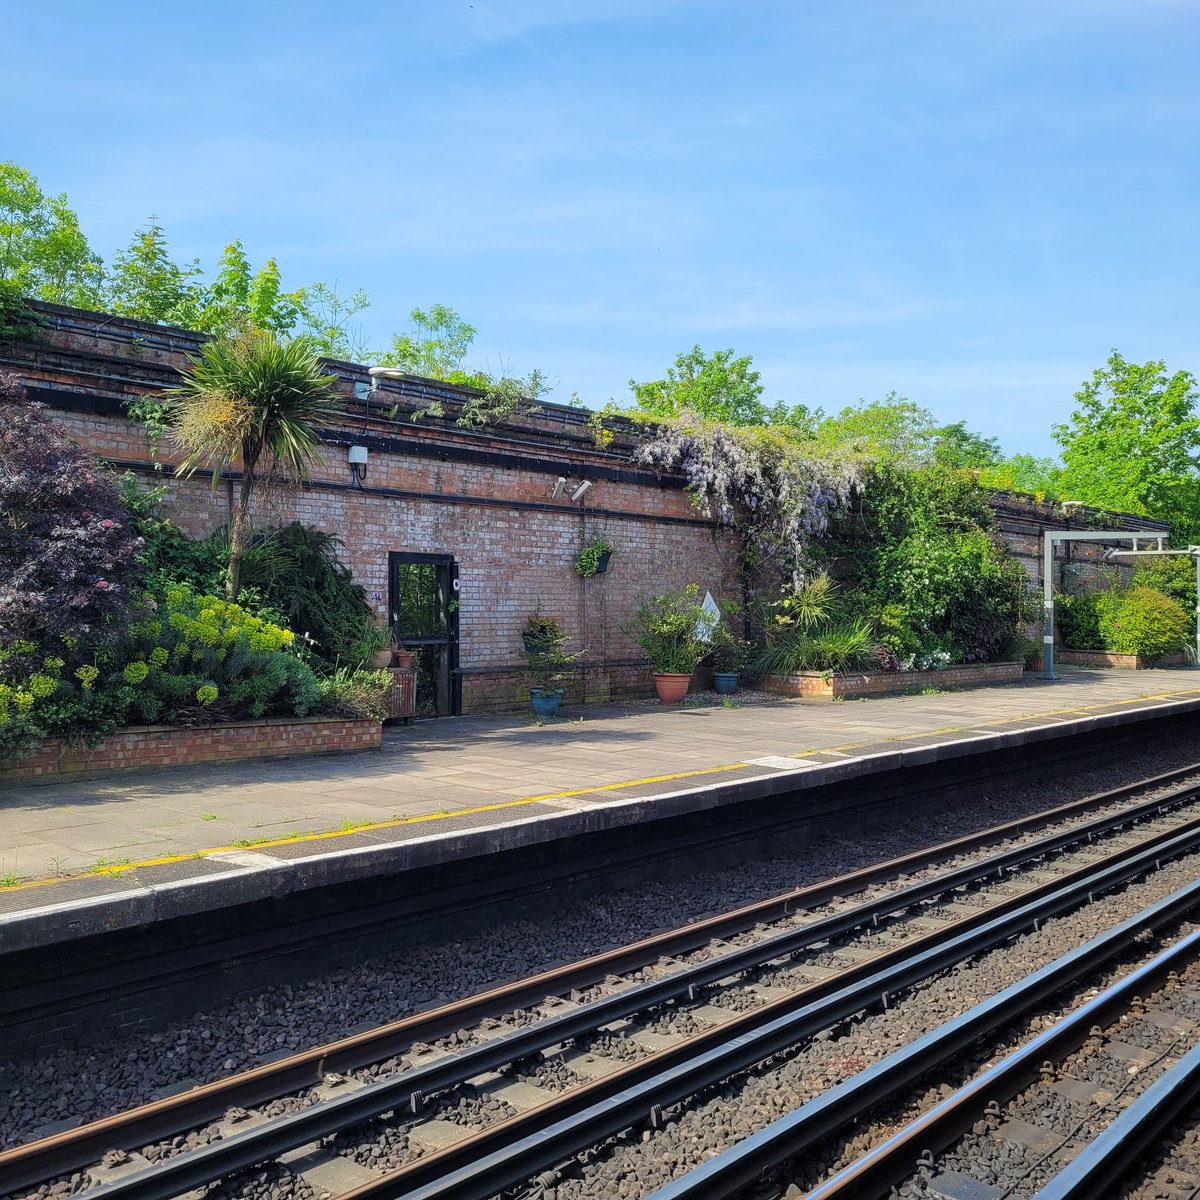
<box><xmin>1056</xmin><ymin>649</ymin><xmax>1191</xmax><ymax>670</ymax></box>
<box><xmin>758</xmin><ymin>661</ymin><xmax>1025</xmax><ymax>700</ymax></box>
<box><xmin>0</xmin><ymin>716</ymin><xmax>381</xmax><ymax>785</ymax></box>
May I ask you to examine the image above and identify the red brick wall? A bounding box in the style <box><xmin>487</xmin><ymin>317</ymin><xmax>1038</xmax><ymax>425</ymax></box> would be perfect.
<box><xmin>5</xmin><ymin>306</ymin><xmax>743</xmax><ymax>713</ymax></box>
<box><xmin>759</xmin><ymin>661</ymin><xmax>1025</xmax><ymax>698</ymax></box>
<box><xmin>1</xmin><ymin>717</ymin><xmax>382</xmax><ymax>785</ymax></box>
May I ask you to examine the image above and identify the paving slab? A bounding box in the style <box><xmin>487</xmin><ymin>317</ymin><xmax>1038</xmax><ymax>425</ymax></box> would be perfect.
<box><xmin>1</xmin><ymin>668</ymin><xmax>1200</xmax><ymax>939</ymax></box>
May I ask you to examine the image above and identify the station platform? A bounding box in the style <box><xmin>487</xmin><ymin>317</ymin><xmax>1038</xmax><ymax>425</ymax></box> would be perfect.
<box><xmin>3</xmin><ymin>667</ymin><xmax>1200</xmax><ymax>952</ymax></box>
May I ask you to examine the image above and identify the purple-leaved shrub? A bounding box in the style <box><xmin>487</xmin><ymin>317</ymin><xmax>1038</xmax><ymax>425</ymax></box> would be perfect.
<box><xmin>0</xmin><ymin>371</ymin><xmax>143</xmax><ymax>676</ymax></box>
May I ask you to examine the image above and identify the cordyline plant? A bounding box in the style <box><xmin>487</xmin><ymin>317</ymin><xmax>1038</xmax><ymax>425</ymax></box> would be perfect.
<box><xmin>168</xmin><ymin>329</ymin><xmax>343</xmax><ymax>600</ymax></box>
<box><xmin>0</xmin><ymin>372</ymin><xmax>143</xmax><ymax>676</ymax></box>
<box><xmin>633</xmin><ymin>415</ymin><xmax>863</xmax><ymax>581</ymax></box>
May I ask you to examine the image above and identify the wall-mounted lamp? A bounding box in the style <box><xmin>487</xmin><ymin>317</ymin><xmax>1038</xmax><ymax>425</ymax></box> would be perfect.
<box><xmin>348</xmin><ymin>444</ymin><xmax>369</xmax><ymax>489</ymax></box>
<box><xmin>570</xmin><ymin>479</ymin><xmax>593</xmax><ymax>502</ymax></box>
<box><xmin>551</xmin><ymin>476</ymin><xmax>568</xmax><ymax>499</ymax></box>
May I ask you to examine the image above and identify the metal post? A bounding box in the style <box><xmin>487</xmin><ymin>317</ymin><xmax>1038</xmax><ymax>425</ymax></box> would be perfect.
<box><xmin>1042</xmin><ymin>530</ymin><xmax>1056</xmax><ymax>679</ymax></box>
<box><xmin>1194</xmin><ymin>549</ymin><xmax>1200</xmax><ymax>668</ymax></box>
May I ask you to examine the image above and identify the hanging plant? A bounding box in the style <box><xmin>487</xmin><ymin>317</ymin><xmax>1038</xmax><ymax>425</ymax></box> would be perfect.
<box><xmin>575</xmin><ymin>537</ymin><xmax>615</xmax><ymax>577</ymax></box>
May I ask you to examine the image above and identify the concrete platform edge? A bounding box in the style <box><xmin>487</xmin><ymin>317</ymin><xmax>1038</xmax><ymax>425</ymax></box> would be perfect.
<box><xmin>3</xmin><ymin>694</ymin><xmax>1199</xmax><ymax>955</ymax></box>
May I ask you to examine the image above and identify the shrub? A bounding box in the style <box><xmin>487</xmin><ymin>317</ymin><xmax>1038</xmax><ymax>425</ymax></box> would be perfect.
<box><xmin>119</xmin><ymin>585</ymin><xmax>320</xmax><ymax>723</ymax></box>
<box><xmin>753</xmin><ymin>616</ymin><xmax>876</xmax><ymax>675</ymax></box>
<box><xmin>0</xmin><ymin>375</ymin><xmax>143</xmax><ymax>676</ymax></box>
<box><xmin>1133</xmin><ymin>556</ymin><xmax>1197</xmax><ymax>641</ymax></box>
<box><xmin>123</xmin><ymin>487</ymin><xmax>372</xmax><ymax>667</ymax></box>
<box><xmin>1097</xmin><ymin>587</ymin><xmax>1190</xmax><ymax>658</ymax></box>
<box><xmin>751</xmin><ymin>575</ymin><xmax>877</xmax><ymax>675</ymax></box>
<box><xmin>317</xmin><ymin>667</ymin><xmax>394</xmax><ymax>722</ymax></box>
<box><xmin>1056</xmin><ymin>591</ymin><xmax>1103</xmax><ymax>650</ymax></box>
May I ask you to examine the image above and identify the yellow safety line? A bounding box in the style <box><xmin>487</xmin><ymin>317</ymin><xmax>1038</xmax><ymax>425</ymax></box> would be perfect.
<box><xmin>8</xmin><ymin>684</ymin><xmax>1200</xmax><ymax>894</ymax></box>
<box><xmin>2</xmin><ymin>762</ymin><xmax>752</xmax><ymax>892</ymax></box>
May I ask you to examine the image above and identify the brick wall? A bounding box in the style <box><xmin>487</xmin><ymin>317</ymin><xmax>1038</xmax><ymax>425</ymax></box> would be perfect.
<box><xmin>3</xmin><ymin>305</ymin><xmax>741</xmax><ymax>713</ymax></box>
<box><xmin>0</xmin><ymin>717</ymin><xmax>382</xmax><ymax>785</ymax></box>
<box><xmin>759</xmin><ymin>661</ymin><xmax>1025</xmax><ymax>699</ymax></box>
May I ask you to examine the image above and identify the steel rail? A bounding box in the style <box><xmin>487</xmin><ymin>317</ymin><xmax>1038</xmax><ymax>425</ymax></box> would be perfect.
<box><xmin>327</xmin><ymin>825</ymin><xmax>1200</xmax><ymax>1200</ymax></box>
<box><xmin>41</xmin><ymin>797</ymin><xmax>1200</xmax><ymax>1200</ymax></box>
<box><xmin>795</xmin><ymin>924</ymin><xmax>1200</xmax><ymax>1200</ymax></box>
<box><xmin>6</xmin><ymin>768</ymin><xmax>1194</xmax><ymax>1195</ymax></box>
<box><xmin>1031</xmin><ymin>1037</ymin><xmax>1200</xmax><ymax>1200</ymax></box>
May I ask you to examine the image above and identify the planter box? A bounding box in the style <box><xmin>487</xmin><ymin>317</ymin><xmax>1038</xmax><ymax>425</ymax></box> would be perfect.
<box><xmin>1057</xmin><ymin>649</ymin><xmax>1191</xmax><ymax>670</ymax></box>
<box><xmin>759</xmin><ymin>661</ymin><xmax>1025</xmax><ymax>700</ymax></box>
<box><xmin>0</xmin><ymin>715</ymin><xmax>382</xmax><ymax>786</ymax></box>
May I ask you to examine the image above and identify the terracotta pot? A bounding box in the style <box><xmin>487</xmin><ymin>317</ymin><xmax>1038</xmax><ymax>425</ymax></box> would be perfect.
<box><xmin>653</xmin><ymin>672</ymin><xmax>692</xmax><ymax>704</ymax></box>
<box><xmin>392</xmin><ymin>650</ymin><xmax>417</xmax><ymax>669</ymax></box>
<box><xmin>370</xmin><ymin>650</ymin><xmax>394</xmax><ymax>669</ymax></box>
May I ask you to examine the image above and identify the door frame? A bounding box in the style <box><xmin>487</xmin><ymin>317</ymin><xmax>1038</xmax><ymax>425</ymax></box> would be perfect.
<box><xmin>387</xmin><ymin>551</ymin><xmax>461</xmax><ymax>716</ymax></box>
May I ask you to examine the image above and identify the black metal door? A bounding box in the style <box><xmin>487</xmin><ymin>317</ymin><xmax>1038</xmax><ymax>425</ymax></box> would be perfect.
<box><xmin>388</xmin><ymin>553</ymin><xmax>460</xmax><ymax>716</ymax></box>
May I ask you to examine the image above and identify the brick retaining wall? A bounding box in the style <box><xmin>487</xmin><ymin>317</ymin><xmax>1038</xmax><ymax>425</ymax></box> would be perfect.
<box><xmin>759</xmin><ymin>661</ymin><xmax>1025</xmax><ymax>699</ymax></box>
<box><xmin>1056</xmin><ymin>649</ymin><xmax>1191</xmax><ymax>670</ymax></box>
<box><xmin>0</xmin><ymin>717</ymin><xmax>382</xmax><ymax>785</ymax></box>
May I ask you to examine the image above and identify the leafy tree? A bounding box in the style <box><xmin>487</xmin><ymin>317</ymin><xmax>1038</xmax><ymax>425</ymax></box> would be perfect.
<box><xmin>105</xmin><ymin>220</ymin><xmax>206</xmax><ymax>327</ymax></box>
<box><xmin>292</xmin><ymin>281</ymin><xmax>373</xmax><ymax>362</ymax></box>
<box><xmin>631</xmin><ymin>345</ymin><xmax>771</xmax><ymax>425</ymax></box>
<box><xmin>168</xmin><ymin>330</ymin><xmax>343</xmax><ymax>600</ymax></box>
<box><xmin>0</xmin><ymin>372</ymin><xmax>142</xmax><ymax>675</ymax></box>
<box><xmin>193</xmin><ymin>241</ymin><xmax>302</xmax><ymax>336</ymax></box>
<box><xmin>932</xmin><ymin>421</ymin><xmax>1002</xmax><ymax>470</ymax></box>
<box><xmin>815</xmin><ymin>395</ymin><xmax>941</xmax><ymax>464</ymax></box>
<box><xmin>379</xmin><ymin>304</ymin><xmax>478</xmax><ymax>379</ymax></box>
<box><xmin>0</xmin><ymin>161</ymin><xmax>103</xmax><ymax>308</ymax></box>
<box><xmin>1053</xmin><ymin>351</ymin><xmax>1200</xmax><ymax>534</ymax></box>
<box><xmin>977</xmin><ymin>453</ymin><xmax>1064</xmax><ymax>500</ymax></box>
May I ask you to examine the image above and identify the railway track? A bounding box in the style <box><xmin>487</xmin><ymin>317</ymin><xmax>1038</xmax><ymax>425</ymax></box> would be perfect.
<box><xmin>652</xmin><ymin>898</ymin><xmax>1200</xmax><ymax>1200</ymax></box>
<box><xmin>7</xmin><ymin>767</ymin><xmax>1200</xmax><ymax>1200</ymax></box>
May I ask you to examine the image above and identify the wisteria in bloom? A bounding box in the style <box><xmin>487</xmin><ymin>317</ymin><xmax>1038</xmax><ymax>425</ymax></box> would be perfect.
<box><xmin>633</xmin><ymin>415</ymin><xmax>863</xmax><ymax>577</ymax></box>
<box><xmin>0</xmin><ymin>371</ymin><xmax>143</xmax><ymax>676</ymax></box>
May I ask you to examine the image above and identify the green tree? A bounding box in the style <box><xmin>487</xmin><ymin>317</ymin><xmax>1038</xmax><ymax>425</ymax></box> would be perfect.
<box><xmin>194</xmin><ymin>241</ymin><xmax>302</xmax><ymax>336</ymax></box>
<box><xmin>631</xmin><ymin>345</ymin><xmax>770</xmax><ymax>425</ymax></box>
<box><xmin>105</xmin><ymin>220</ymin><xmax>206</xmax><ymax>327</ymax></box>
<box><xmin>168</xmin><ymin>330</ymin><xmax>343</xmax><ymax>599</ymax></box>
<box><xmin>0</xmin><ymin>161</ymin><xmax>103</xmax><ymax>308</ymax></box>
<box><xmin>292</xmin><ymin>281</ymin><xmax>373</xmax><ymax>361</ymax></box>
<box><xmin>977</xmin><ymin>453</ymin><xmax>1064</xmax><ymax>499</ymax></box>
<box><xmin>379</xmin><ymin>304</ymin><xmax>477</xmax><ymax>379</ymax></box>
<box><xmin>1053</xmin><ymin>351</ymin><xmax>1200</xmax><ymax>533</ymax></box>
<box><xmin>932</xmin><ymin>421</ymin><xmax>1002</xmax><ymax>470</ymax></box>
<box><xmin>816</xmin><ymin>394</ymin><xmax>941</xmax><ymax>464</ymax></box>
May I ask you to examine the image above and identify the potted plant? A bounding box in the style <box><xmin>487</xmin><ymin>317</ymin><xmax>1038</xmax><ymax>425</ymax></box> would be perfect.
<box><xmin>522</xmin><ymin>606</ymin><xmax>564</xmax><ymax>655</ymax></box>
<box><xmin>708</xmin><ymin>623</ymin><xmax>750</xmax><ymax>695</ymax></box>
<box><xmin>353</xmin><ymin>621</ymin><xmax>395</xmax><ymax>670</ymax></box>
<box><xmin>575</xmin><ymin>537</ymin><xmax>616</xmax><ymax>577</ymax></box>
<box><xmin>520</xmin><ymin>625</ymin><xmax>581</xmax><ymax>718</ymax></box>
<box><xmin>622</xmin><ymin>583</ymin><xmax>716</xmax><ymax>703</ymax></box>
<box><xmin>389</xmin><ymin>633</ymin><xmax>417</xmax><ymax>670</ymax></box>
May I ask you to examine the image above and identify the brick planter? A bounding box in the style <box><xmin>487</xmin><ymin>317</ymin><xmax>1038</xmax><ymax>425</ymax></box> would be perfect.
<box><xmin>758</xmin><ymin>661</ymin><xmax>1025</xmax><ymax>700</ymax></box>
<box><xmin>0</xmin><ymin>716</ymin><xmax>382</xmax><ymax>786</ymax></box>
<box><xmin>1056</xmin><ymin>649</ymin><xmax>1192</xmax><ymax>670</ymax></box>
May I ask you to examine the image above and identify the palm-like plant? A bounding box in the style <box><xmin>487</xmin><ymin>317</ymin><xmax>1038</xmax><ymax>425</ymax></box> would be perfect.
<box><xmin>168</xmin><ymin>330</ymin><xmax>343</xmax><ymax>600</ymax></box>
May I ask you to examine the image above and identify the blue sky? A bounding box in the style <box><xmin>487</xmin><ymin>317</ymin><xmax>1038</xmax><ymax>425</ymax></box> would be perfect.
<box><xmin>5</xmin><ymin>1</ymin><xmax>1199</xmax><ymax>454</ymax></box>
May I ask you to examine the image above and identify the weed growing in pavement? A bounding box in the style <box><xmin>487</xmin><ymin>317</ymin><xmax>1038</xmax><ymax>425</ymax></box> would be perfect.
<box><xmin>1</xmin><ymin>871</ymin><xmax>19</xmax><ymax>886</ymax></box>
<box><xmin>201</xmin><ymin>812</ymin><xmax>218</xmax><ymax>821</ymax></box>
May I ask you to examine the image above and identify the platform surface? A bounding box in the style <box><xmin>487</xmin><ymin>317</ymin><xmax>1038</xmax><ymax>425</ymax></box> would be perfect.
<box><xmin>2</xmin><ymin>667</ymin><xmax>1200</xmax><ymax>939</ymax></box>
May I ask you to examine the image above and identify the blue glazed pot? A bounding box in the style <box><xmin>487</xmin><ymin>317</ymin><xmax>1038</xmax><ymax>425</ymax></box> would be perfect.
<box><xmin>530</xmin><ymin>688</ymin><xmax>564</xmax><ymax>718</ymax></box>
<box><xmin>712</xmin><ymin>671</ymin><xmax>739</xmax><ymax>695</ymax></box>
